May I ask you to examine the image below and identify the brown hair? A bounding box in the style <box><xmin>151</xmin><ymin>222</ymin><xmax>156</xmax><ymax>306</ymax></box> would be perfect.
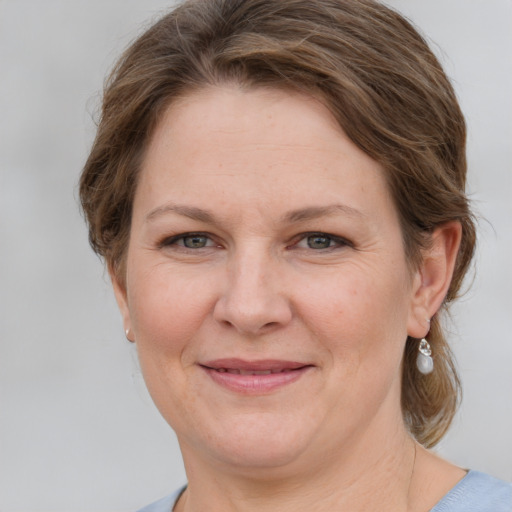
<box><xmin>80</xmin><ymin>0</ymin><xmax>475</xmax><ymax>447</ymax></box>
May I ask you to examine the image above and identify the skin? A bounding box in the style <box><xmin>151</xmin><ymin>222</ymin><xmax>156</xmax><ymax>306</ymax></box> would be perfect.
<box><xmin>113</xmin><ymin>86</ymin><xmax>465</xmax><ymax>511</ymax></box>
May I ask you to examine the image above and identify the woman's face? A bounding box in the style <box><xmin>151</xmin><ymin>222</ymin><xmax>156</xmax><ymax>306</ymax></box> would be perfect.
<box><xmin>115</xmin><ymin>86</ymin><xmax>428</xmax><ymax>473</ymax></box>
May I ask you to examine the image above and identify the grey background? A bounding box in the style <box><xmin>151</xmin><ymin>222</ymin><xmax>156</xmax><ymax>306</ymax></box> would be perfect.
<box><xmin>0</xmin><ymin>1</ymin><xmax>510</xmax><ymax>511</ymax></box>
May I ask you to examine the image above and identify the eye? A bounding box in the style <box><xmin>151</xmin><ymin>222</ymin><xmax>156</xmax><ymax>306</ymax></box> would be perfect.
<box><xmin>160</xmin><ymin>233</ymin><xmax>216</xmax><ymax>249</ymax></box>
<box><xmin>181</xmin><ymin>234</ymin><xmax>210</xmax><ymax>248</ymax></box>
<box><xmin>294</xmin><ymin>232</ymin><xmax>350</xmax><ymax>250</ymax></box>
<box><xmin>305</xmin><ymin>234</ymin><xmax>333</xmax><ymax>249</ymax></box>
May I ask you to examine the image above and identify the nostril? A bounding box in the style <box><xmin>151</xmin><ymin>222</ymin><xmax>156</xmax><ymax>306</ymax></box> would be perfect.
<box><xmin>219</xmin><ymin>319</ymin><xmax>277</xmax><ymax>329</ymax></box>
<box><xmin>213</xmin><ymin>291</ymin><xmax>293</xmax><ymax>335</ymax></box>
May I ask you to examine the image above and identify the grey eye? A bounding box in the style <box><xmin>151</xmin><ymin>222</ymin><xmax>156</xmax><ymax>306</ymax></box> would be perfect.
<box><xmin>183</xmin><ymin>235</ymin><xmax>209</xmax><ymax>248</ymax></box>
<box><xmin>307</xmin><ymin>234</ymin><xmax>332</xmax><ymax>249</ymax></box>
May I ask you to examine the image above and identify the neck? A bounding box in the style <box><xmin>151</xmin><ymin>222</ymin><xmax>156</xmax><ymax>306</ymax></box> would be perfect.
<box><xmin>176</xmin><ymin>420</ymin><xmax>418</xmax><ymax>512</ymax></box>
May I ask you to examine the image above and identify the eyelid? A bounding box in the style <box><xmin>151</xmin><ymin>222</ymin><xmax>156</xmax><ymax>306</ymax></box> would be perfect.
<box><xmin>158</xmin><ymin>232</ymin><xmax>218</xmax><ymax>248</ymax></box>
<box><xmin>157</xmin><ymin>231</ymin><xmax>352</xmax><ymax>250</ymax></box>
<box><xmin>291</xmin><ymin>232</ymin><xmax>353</xmax><ymax>250</ymax></box>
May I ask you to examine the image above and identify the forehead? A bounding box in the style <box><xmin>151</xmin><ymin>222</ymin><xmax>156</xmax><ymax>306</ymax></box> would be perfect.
<box><xmin>135</xmin><ymin>85</ymin><xmax>396</xmax><ymax>225</ymax></box>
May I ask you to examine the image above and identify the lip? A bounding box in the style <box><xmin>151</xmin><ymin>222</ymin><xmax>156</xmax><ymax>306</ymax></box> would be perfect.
<box><xmin>200</xmin><ymin>358</ymin><xmax>314</xmax><ymax>394</ymax></box>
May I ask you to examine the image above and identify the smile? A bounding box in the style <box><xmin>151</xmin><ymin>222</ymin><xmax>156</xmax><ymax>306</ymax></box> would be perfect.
<box><xmin>214</xmin><ymin>368</ymin><xmax>295</xmax><ymax>375</ymax></box>
<box><xmin>200</xmin><ymin>359</ymin><xmax>313</xmax><ymax>394</ymax></box>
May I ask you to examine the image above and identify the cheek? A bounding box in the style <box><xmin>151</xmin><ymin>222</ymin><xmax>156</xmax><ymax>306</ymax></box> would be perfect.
<box><xmin>295</xmin><ymin>263</ymin><xmax>411</xmax><ymax>366</ymax></box>
<box><xmin>126</xmin><ymin>266</ymin><xmax>214</xmax><ymax>423</ymax></box>
<box><xmin>127</xmin><ymin>264</ymin><xmax>215</xmax><ymax>355</ymax></box>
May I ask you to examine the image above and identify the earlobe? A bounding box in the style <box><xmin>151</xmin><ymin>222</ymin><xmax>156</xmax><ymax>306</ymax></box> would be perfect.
<box><xmin>109</xmin><ymin>265</ymin><xmax>134</xmax><ymax>342</ymax></box>
<box><xmin>407</xmin><ymin>221</ymin><xmax>462</xmax><ymax>338</ymax></box>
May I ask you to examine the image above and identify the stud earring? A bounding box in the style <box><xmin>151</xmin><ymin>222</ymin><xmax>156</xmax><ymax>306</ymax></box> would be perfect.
<box><xmin>125</xmin><ymin>328</ymin><xmax>133</xmax><ymax>342</ymax></box>
<box><xmin>416</xmin><ymin>338</ymin><xmax>433</xmax><ymax>375</ymax></box>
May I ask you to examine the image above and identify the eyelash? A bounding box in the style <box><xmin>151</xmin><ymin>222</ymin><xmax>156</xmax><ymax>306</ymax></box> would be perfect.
<box><xmin>159</xmin><ymin>232</ymin><xmax>217</xmax><ymax>250</ymax></box>
<box><xmin>291</xmin><ymin>232</ymin><xmax>352</xmax><ymax>251</ymax></box>
<box><xmin>159</xmin><ymin>231</ymin><xmax>353</xmax><ymax>252</ymax></box>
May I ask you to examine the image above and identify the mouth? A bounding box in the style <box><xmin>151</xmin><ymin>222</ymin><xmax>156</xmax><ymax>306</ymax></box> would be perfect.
<box><xmin>199</xmin><ymin>359</ymin><xmax>313</xmax><ymax>394</ymax></box>
<box><xmin>213</xmin><ymin>368</ymin><xmax>295</xmax><ymax>375</ymax></box>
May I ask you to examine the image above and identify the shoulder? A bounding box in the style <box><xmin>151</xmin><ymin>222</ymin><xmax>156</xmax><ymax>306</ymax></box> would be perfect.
<box><xmin>134</xmin><ymin>473</ymin><xmax>511</xmax><ymax>512</ymax></box>
<box><xmin>431</xmin><ymin>470</ymin><xmax>512</xmax><ymax>512</ymax></box>
<box><xmin>136</xmin><ymin>486</ymin><xmax>186</xmax><ymax>512</ymax></box>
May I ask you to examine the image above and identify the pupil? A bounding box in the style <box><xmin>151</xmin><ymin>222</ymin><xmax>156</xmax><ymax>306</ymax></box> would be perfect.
<box><xmin>184</xmin><ymin>235</ymin><xmax>206</xmax><ymax>248</ymax></box>
<box><xmin>308</xmin><ymin>235</ymin><xmax>331</xmax><ymax>249</ymax></box>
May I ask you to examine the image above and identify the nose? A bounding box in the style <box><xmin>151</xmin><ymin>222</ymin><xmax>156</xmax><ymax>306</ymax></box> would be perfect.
<box><xmin>213</xmin><ymin>248</ymin><xmax>293</xmax><ymax>335</ymax></box>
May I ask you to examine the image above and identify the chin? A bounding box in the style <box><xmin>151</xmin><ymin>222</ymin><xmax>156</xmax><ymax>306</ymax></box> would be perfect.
<box><xmin>180</xmin><ymin>411</ymin><xmax>321</xmax><ymax>473</ymax></box>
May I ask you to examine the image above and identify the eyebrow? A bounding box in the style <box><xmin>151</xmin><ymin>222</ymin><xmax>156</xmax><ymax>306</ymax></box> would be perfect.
<box><xmin>283</xmin><ymin>204</ymin><xmax>365</xmax><ymax>223</ymax></box>
<box><xmin>145</xmin><ymin>203</ymin><xmax>216</xmax><ymax>223</ymax></box>
<box><xmin>145</xmin><ymin>202</ymin><xmax>364</xmax><ymax>224</ymax></box>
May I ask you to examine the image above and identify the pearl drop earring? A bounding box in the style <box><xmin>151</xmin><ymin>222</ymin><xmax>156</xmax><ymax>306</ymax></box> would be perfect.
<box><xmin>416</xmin><ymin>338</ymin><xmax>434</xmax><ymax>374</ymax></box>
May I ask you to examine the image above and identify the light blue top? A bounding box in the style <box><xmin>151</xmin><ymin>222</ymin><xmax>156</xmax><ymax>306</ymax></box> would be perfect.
<box><xmin>430</xmin><ymin>471</ymin><xmax>511</xmax><ymax>512</ymax></box>
<box><xmin>137</xmin><ymin>470</ymin><xmax>511</xmax><ymax>512</ymax></box>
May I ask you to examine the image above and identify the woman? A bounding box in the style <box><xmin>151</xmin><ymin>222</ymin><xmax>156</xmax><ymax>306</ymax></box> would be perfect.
<box><xmin>79</xmin><ymin>0</ymin><xmax>511</xmax><ymax>510</ymax></box>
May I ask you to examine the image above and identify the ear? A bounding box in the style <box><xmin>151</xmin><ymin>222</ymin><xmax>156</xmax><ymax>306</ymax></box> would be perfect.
<box><xmin>407</xmin><ymin>221</ymin><xmax>462</xmax><ymax>338</ymax></box>
<box><xmin>109</xmin><ymin>264</ymin><xmax>134</xmax><ymax>342</ymax></box>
